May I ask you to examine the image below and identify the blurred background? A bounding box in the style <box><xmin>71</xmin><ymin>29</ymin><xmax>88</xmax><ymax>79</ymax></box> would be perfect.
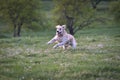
<box><xmin>0</xmin><ymin>0</ymin><xmax>119</xmax><ymax>37</ymax></box>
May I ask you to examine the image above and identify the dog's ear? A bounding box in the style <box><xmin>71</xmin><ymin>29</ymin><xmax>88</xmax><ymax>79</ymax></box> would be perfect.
<box><xmin>62</xmin><ymin>25</ymin><xmax>66</xmax><ymax>29</ymax></box>
<box><xmin>56</xmin><ymin>25</ymin><xmax>60</xmax><ymax>28</ymax></box>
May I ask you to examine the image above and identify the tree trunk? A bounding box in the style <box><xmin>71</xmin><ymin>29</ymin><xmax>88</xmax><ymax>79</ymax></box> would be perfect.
<box><xmin>91</xmin><ymin>0</ymin><xmax>101</xmax><ymax>9</ymax></box>
<box><xmin>66</xmin><ymin>17</ymin><xmax>74</xmax><ymax>35</ymax></box>
<box><xmin>13</xmin><ymin>24</ymin><xmax>17</xmax><ymax>37</ymax></box>
<box><xmin>17</xmin><ymin>26</ymin><xmax>21</xmax><ymax>37</ymax></box>
<box><xmin>63</xmin><ymin>7</ymin><xmax>75</xmax><ymax>35</ymax></box>
<box><xmin>68</xmin><ymin>25</ymin><xmax>74</xmax><ymax>35</ymax></box>
<box><xmin>17</xmin><ymin>23</ymin><xmax>22</xmax><ymax>37</ymax></box>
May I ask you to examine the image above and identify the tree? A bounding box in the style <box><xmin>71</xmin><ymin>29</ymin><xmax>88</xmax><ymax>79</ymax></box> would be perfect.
<box><xmin>109</xmin><ymin>0</ymin><xmax>120</xmax><ymax>24</ymax></box>
<box><xmin>0</xmin><ymin>0</ymin><xmax>41</xmax><ymax>37</ymax></box>
<box><xmin>53</xmin><ymin>0</ymin><xmax>106</xmax><ymax>35</ymax></box>
<box><xmin>91</xmin><ymin>0</ymin><xmax>101</xmax><ymax>9</ymax></box>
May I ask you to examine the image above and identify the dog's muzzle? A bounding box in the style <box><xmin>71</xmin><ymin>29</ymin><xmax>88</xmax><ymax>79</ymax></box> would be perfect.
<box><xmin>56</xmin><ymin>31</ymin><xmax>63</xmax><ymax>36</ymax></box>
<box><xmin>56</xmin><ymin>31</ymin><xmax>61</xmax><ymax>34</ymax></box>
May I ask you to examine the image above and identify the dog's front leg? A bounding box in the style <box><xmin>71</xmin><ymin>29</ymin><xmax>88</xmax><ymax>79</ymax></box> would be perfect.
<box><xmin>47</xmin><ymin>39</ymin><xmax>56</xmax><ymax>44</ymax></box>
<box><xmin>53</xmin><ymin>41</ymin><xmax>66</xmax><ymax>49</ymax></box>
<box><xmin>47</xmin><ymin>36</ymin><xmax>57</xmax><ymax>44</ymax></box>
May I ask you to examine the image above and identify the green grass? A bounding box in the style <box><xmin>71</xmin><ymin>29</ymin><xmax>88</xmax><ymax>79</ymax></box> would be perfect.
<box><xmin>0</xmin><ymin>25</ymin><xmax>120</xmax><ymax>80</ymax></box>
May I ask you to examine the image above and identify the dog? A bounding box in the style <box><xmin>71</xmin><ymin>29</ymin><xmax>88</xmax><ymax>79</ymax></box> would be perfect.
<box><xmin>47</xmin><ymin>25</ymin><xmax>77</xmax><ymax>49</ymax></box>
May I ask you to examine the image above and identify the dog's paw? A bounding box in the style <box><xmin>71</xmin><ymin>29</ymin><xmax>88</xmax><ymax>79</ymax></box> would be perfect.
<box><xmin>53</xmin><ymin>45</ymin><xmax>58</xmax><ymax>49</ymax></box>
<box><xmin>47</xmin><ymin>42</ymin><xmax>51</xmax><ymax>45</ymax></box>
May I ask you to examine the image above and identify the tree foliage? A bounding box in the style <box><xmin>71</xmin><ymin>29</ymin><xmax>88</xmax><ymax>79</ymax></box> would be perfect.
<box><xmin>109</xmin><ymin>0</ymin><xmax>120</xmax><ymax>24</ymax></box>
<box><xmin>53</xmin><ymin>0</ymin><xmax>105</xmax><ymax>35</ymax></box>
<box><xmin>0</xmin><ymin>0</ymin><xmax>41</xmax><ymax>37</ymax></box>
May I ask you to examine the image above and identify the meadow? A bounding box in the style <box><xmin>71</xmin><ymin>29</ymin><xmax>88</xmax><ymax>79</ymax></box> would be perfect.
<box><xmin>0</xmin><ymin>24</ymin><xmax>120</xmax><ymax>80</ymax></box>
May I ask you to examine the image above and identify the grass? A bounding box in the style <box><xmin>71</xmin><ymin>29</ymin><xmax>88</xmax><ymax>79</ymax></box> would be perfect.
<box><xmin>0</xmin><ymin>25</ymin><xmax>120</xmax><ymax>80</ymax></box>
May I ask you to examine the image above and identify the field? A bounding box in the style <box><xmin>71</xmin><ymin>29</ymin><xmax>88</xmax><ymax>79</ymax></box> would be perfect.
<box><xmin>0</xmin><ymin>25</ymin><xmax>120</xmax><ymax>80</ymax></box>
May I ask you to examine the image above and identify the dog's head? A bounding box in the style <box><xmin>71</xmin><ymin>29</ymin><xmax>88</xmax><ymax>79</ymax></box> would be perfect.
<box><xmin>56</xmin><ymin>25</ymin><xmax>66</xmax><ymax>37</ymax></box>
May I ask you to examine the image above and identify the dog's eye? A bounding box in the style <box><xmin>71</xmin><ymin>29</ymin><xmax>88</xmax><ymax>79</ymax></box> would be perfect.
<box><xmin>59</xmin><ymin>28</ymin><xmax>61</xmax><ymax>30</ymax></box>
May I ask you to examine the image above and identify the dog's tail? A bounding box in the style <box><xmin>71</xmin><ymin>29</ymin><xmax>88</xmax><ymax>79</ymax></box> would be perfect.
<box><xmin>72</xmin><ymin>38</ymin><xmax>77</xmax><ymax>49</ymax></box>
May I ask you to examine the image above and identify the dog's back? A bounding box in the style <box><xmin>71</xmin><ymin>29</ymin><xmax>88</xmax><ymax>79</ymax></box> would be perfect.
<box><xmin>66</xmin><ymin>34</ymin><xmax>77</xmax><ymax>49</ymax></box>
